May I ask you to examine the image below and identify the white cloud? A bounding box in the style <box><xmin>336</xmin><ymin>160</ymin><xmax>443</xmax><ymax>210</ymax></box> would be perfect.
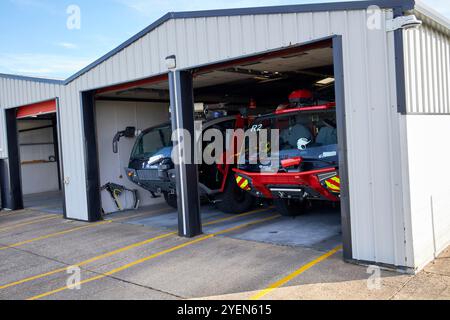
<box><xmin>0</xmin><ymin>53</ymin><xmax>94</xmax><ymax>78</ymax></box>
<box><xmin>57</xmin><ymin>42</ymin><xmax>78</xmax><ymax>49</ymax></box>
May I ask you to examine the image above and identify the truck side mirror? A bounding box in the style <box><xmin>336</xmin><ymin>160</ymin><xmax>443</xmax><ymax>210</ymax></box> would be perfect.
<box><xmin>113</xmin><ymin>127</ymin><xmax>137</xmax><ymax>154</ymax></box>
<box><xmin>124</xmin><ymin>127</ymin><xmax>136</xmax><ymax>138</ymax></box>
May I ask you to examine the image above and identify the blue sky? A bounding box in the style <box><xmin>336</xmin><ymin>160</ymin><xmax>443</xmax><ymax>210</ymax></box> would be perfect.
<box><xmin>0</xmin><ymin>0</ymin><xmax>448</xmax><ymax>79</ymax></box>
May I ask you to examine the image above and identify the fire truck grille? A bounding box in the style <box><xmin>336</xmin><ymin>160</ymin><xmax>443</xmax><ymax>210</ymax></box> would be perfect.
<box><xmin>137</xmin><ymin>170</ymin><xmax>159</xmax><ymax>181</ymax></box>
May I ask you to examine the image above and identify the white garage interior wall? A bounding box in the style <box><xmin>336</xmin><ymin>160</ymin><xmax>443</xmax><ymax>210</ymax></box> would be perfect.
<box><xmin>18</xmin><ymin>120</ymin><xmax>59</xmax><ymax>195</ymax></box>
<box><xmin>95</xmin><ymin>100</ymin><xmax>169</xmax><ymax>213</ymax></box>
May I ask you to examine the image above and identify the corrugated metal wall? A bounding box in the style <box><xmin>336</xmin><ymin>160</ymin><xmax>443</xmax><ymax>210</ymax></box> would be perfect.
<box><xmin>404</xmin><ymin>19</ymin><xmax>450</xmax><ymax>114</ymax></box>
<box><xmin>0</xmin><ymin>8</ymin><xmax>413</xmax><ymax>267</ymax></box>
<box><xmin>0</xmin><ymin>77</ymin><xmax>62</xmax><ymax>159</ymax></box>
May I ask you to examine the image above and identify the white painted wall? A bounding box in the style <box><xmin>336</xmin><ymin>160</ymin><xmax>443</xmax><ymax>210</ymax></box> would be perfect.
<box><xmin>95</xmin><ymin>100</ymin><xmax>169</xmax><ymax>213</ymax></box>
<box><xmin>405</xmin><ymin>116</ymin><xmax>450</xmax><ymax>270</ymax></box>
<box><xmin>18</xmin><ymin>120</ymin><xmax>59</xmax><ymax>195</ymax></box>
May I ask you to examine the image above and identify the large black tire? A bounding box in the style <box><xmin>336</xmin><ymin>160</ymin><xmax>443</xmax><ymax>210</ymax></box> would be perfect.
<box><xmin>163</xmin><ymin>192</ymin><xmax>178</xmax><ymax>209</ymax></box>
<box><xmin>274</xmin><ymin>198</ymin><xmax>307</xmax><ymax>217</ymax></box>
<box><xmin>215</xmin><ymin>176</ymin><xmax>255</xmax><ymax>214</ymax></box>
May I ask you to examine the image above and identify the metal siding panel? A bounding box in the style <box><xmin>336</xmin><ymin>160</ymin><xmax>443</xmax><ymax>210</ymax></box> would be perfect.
<box><xmin>195</xmin><ymin>18</ymin><xmax>209</xmax><ymax>63</ymax></box>
<box><xmin>185</xmin><ymin>18</ymin><xmax>197</xmax><ymax>66</ymax></box>
<box><xmin>445</xmin><ymin>34</ymin><xmax>450</xmax><ymax>113</ymax></box>
<box><xmin>64</xmin><ymin>80</ymin><xmax>89</xmax><ymax>221</ymax></box>
<box><xmin>267</xmin><ymin>14</ymin><xmax>283</xmax><ymax>49</ymax></box>
<box><xmin>118</xmin><ymin>50</ymin><xmax>127</xmax><ymax>82</ymax></box>
<box><xmin>148</xmin><ymin>30</ymin><xmax>159</xmax><ymax>75</ymax></box>
<box><xmin>241</xmin><ymin>15</ymin><xmax>256</xmax><ymax>55</ymax></box>
<box><xmin>134</xmin><ymin>38</ymin><xmax>144</xmax><ymax>79</ymax></box>
<box><xmin>109</xmin><ymin>53</ymin><xmax>119</xmax><ymax>84</ymax></box>
<box><xmin>404</xmin><ymin>22</ymin><xmax>450</xmax><ymax>114</ymax></box>
<box><xmin>282</xmin><ymin>13</ymin><xmax>298</xmax><ymax>46</ymax></box>
<box><xmin>166</xmin><ymin>19</ymin><xmax>178</xmax><ymax>60</ymax></box>
<box><xmin>157</xmin><ymin>24</ymin><xmax>168</xmax><ymax>73</ymax></box>
<box><xmin>206</xmin><ymin>17</ymin><xmax>220</xmax><ymax>60</ymax></box>
<box><xmin>5</xmin><ymin>79</ymin><xmax>11</xmax><ymax>107</ymax></box>
<box><xmin>312</xmin><ymin>11</ymin><xmax>331</xmax><ymax>38</ymax></box>
<box><xmin>344</xmin><ymin>10</ymin><xmax>375</xmax><ymax>261</ymax></box>
<box><xmin>301</xmin><ymin>12</ymin><xmax>315</xmax><ymax>41</ymax></box>
<box><xmin>141</xmin><ymin>33</ymin><xmax>152</xmax><ymax>76</ymax></box>
<box><xmin>413</xmin><ymin>29</ymin><xmax>423</xmax><ymax>113</ymax></box>
<box><xmin>175</xmin><ymin>19</ymin><xmax>188</xmax><ymax>68</ymax></box>
<box><xmin>254</xmin><ymin>15</ymin><xmax>269</xmax><ymax>52</ymax></box>
<box><xmin>366</xmin><ymin>13</ymin><xmax>400</xmax><ymax>263</ymax></box>
<box><xmin>98</xmin><ymin>59</ymin><xmax>107</xmax><ymax>86</ymax></box>
<box><xmin>229</xmin><ymin>16</ymin><xmax>243</xmax><ymax>57</ymax></box>
<box><xmin>126</xmin><ymin>43</ymin><xmax>135</xmax><ymax>80</ymax></box>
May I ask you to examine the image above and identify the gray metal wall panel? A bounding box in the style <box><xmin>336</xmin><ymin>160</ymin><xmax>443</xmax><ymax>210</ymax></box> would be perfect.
<box><xmin>404</xmin><ymin>22</ymin><xmax>450</xmax><ymax>114</ymax></box>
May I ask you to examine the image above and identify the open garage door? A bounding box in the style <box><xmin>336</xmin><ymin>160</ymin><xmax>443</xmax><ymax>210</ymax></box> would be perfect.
<box><xmin>169</xmin><ymin>36</ymin><xmax>351</xmax><ymax>259</ymax></box>
<box><xmin>80</xmin><ymin>36</ymin><xmax>350</xmax><ymax>260</ymax></box>
<box><xmin>1</xmin><ymin>99</ymin><xmax>64</xmax><ymax>214</ymax></box>
<box><xmin>80</xmin><ymin>74</ymin><xmax>173</xmax><ymax>222</ymax></box>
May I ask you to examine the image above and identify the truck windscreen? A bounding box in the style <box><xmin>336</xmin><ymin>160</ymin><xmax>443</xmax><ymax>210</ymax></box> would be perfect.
<box><xmin>131</xmin><ymin>124</ymin><xmax>173</xmax><ymax>160</ymax></box>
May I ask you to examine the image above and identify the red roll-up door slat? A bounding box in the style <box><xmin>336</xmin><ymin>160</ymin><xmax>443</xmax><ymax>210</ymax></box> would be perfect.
<box><xmin>17</xmin><ymin>99</ymin><xmax>57</xmax><ymax>119</ymax></box>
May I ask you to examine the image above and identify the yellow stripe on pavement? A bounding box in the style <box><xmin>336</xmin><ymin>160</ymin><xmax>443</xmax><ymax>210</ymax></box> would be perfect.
<box><xmin>1</xmin><ymin>207</ymin><xmax>273</xmax><ymax>291</ymax></box>
<box><xmin>108</xmin><ymin>208</ymin><xmax>171</xmax><ymax>223</ymax></box>
<box><xmin>27</xmin><ymin>214</ymin><xmax>280</xmax><ymax>300</ymax></box>
<box><xmin>0</xmin><ymin>221</ymin><xmax>112</xmax><ymax>251</ymax></box>
<box><xmin>0</xmin><ymin>215</ymin><xmax>59</xmax><ymax>233</ymax></box>
<box><xmin>250</xmin><ymin>245</ymin><xmax>343</xmax><ymax>300</ymax></box>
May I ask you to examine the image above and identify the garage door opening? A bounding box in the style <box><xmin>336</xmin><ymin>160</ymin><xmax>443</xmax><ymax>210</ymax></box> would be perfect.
<box><xmin>81</xmin><ymin>37</ymin><xmax>350</xmax><ymax>259</ymax></box>
<box><xmin>2</xmin><ymin>99</ymin><xmax>64</xmax><ymax>214</ymax></box>
<box><xmin>178</xmin><ymin>37</ymin><xmax>347</xmax><ymax>253</ymax></box>
<box><xmin>81</xmin><ymin>75</ymin><xmax>176</xmax><ymax>223</ymax></box>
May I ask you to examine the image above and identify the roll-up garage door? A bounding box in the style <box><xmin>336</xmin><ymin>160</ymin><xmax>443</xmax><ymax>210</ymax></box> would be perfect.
<box><xmin>16</xmin><ymin>99</ymin><xmax>56</xmax><ymax>119</ymax></box>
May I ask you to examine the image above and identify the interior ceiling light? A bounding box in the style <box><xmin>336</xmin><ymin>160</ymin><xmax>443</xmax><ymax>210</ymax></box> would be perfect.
<box><xmin>316</xmin><ymin>77</ymin><xmax>335</xmax><ymax>86</ymax></box>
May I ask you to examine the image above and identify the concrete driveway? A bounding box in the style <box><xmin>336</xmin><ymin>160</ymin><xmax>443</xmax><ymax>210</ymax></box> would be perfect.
<box><xmin>0</xmin><ymin>205</ymin><xmax>448</xmax><ymax>300</ymax></box>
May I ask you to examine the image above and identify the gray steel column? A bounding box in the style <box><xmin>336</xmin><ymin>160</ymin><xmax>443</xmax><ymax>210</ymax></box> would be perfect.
<box><xmin>81</xmin><ymin>91</ymin><xmax>102</xmax><ymax>222</ymax></box>
<box><xmin>333</xmin><ymin>35</ymin><xmax>352</xmax><ymax>261</ymax></box>
<box><xmin>169</xmin><ymin>70</ymin><xmax>202</xmax><ymax>238</ymax></box>
<box><xmin>0</xmin><ymin>108</ymin><xmax>24</xmax><ymax>211</ymax></box>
